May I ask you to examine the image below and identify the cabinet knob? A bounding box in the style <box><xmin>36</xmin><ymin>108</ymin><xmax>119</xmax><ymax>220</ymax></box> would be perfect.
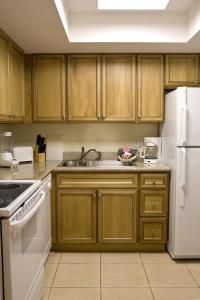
<box><xmin>194</xmin><ymin>80</ymin><xmax>199</xmax><ymax>84</ymax></box>
<box><xmin>138</xmin><ymin>114</ymin><xmax>142</xmax><ymax>120</ymax></box>
<box><xmin>97</xmin><ymin>191</ymin><xmax>102</xmax><ymax>200</ymax></box>
<box><xmin>97</xmin><ymin>114</ymin><xmax>101</xmax><ymax>120</ymax></box>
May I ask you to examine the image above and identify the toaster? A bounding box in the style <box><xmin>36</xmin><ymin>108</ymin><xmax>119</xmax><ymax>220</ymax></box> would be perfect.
<box><xmin>13</xmin><ymin>146</ymin><xmax>34</xmax><ymax>163</ymax></box>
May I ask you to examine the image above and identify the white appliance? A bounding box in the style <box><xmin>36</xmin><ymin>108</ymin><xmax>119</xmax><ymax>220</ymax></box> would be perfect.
<box><xmin>140</xmin><ymin>137</ymin><xmax>162</xmax><ymax>163</ymax></box>
<box><xmin>0</xmin><ymin>228</ymin><xmax>3</xmax><ymax>300</ymax></box>
<box><xmin>161</xmin><ymin>87</ymin><xmax>200</xmax><ymax>259</ymax></box>
<box><xmin>0</xmin><ymin>132</ymin><xmax>19</xmax><ymax>168</ymax></box>
<box><xmin>0</xmin><ymin>175</ymin><xmax>51</xmax><ymax>300</ymax></box>
<box><xmin>13</xmin><ymin>146</ymin><xmax>34</xmax><ymax>163</ymax></box>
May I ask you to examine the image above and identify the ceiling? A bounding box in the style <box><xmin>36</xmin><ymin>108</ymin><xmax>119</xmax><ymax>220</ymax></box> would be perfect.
<box><xmin>0</xmin><ymin>0</ymin><xmax>199</xmax><ymax>53</ymax></box>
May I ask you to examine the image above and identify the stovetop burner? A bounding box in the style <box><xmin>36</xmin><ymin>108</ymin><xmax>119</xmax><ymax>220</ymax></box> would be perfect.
<box><xmin>0</xmin><ymin>184</ymin><xmax>22</xmax><ymax>190</ymax></box>
<box><xmin>0</xmin><ymin>183</ymin><xmax>33</xmax><ymax>208</ymax></box>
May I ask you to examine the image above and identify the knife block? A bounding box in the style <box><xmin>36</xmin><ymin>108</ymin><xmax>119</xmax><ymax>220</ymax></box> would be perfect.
<box><xmin>34</xmin><ymin>146</ymin><xmax>46</xmax><ymax>162</ymax></box>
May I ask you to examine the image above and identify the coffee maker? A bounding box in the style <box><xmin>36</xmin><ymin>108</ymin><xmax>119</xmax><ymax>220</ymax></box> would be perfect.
<box><xmin>140</xmin><ymin>137</ymin><xmax>162</xmax><ymax>164</ymax></box>
<box><xmin>0</xmin><ymin>132</ymin><xmax>19</xmax><ymax>167</ymax></box>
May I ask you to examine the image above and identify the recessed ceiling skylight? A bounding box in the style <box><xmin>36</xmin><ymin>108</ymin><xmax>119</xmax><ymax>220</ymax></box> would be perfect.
<box><xmin>98</xmin><ymin>0</ymin><xmax>170</xmax><ymax>10</ymax></box>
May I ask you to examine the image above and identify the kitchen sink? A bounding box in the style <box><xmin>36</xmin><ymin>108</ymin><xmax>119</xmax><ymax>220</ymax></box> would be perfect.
<box><xmin>57</xmin><ymin>160</ymin><xmax>135</xmax><ymax>168</ymax></box>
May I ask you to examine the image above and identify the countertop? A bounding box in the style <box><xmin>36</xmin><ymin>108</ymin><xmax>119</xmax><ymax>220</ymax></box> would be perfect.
<box><xmin>0</xmin><ymin>160</ymin><xmax>170</xmax><ymax>181</ymax></box>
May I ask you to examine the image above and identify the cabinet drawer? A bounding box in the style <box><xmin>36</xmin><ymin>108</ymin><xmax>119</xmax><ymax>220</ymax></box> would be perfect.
<box><xmin>56</xmin><ymin>173</ymin><xmax>138</xmax><ymax>189</ymax></box>
<box><xmin>139</xmin><ymin>218</ymin><xmax>166</xmax><ymax>243</ymax></box>
<box><xmin>140</xmin><ymin>190</ymin><xmax>168</xmax><ymax>217</ymax></box>
<box><xmin>140</xmin><ymin>173</ymin><xmax>168</xmax><ymax>188</ymax></box>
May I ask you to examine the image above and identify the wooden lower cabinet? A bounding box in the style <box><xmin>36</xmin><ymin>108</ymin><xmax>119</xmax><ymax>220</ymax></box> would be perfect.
<box><xmin>57</xmin><ymin>189</ymin><xmax>96</xmax><ymax>243</ymax></box>
<box><xmin>139</xmin><ymin>218</ymin><xmax>166</xmax><ymax>243</ymax></box>
<box><xmin>53</xmin><ymin>172</ymin><xmax>169</xmax><ymax>251</ymax></box>
<box><xmin>140</xmin><ymin>190</ymin><xmax>167</xmax><ymax>217</ymax></box>
<box><xmin>98</xmin><ymin>190</ymin><xmax>137</xmax><ymax>243</ymax></box>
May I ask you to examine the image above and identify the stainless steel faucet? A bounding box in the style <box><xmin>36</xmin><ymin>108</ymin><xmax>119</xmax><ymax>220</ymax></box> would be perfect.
<box><xmin>80</xmin><ymin>146</ymin><xmax>102</xmax><ymax>165</ymax></box>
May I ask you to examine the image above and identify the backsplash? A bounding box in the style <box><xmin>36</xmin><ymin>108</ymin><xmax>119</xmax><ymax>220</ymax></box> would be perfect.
<box><xmin>8</xmin><ymin>123</ymin><xmax>158</xmax><ymax>151</ymax></box>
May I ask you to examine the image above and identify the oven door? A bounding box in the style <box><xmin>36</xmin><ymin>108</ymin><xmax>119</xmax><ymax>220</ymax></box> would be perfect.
<box><xmin>2</xmin><ymin>184</ymin><xmax>51</xmax><ymax>300</ymax></box>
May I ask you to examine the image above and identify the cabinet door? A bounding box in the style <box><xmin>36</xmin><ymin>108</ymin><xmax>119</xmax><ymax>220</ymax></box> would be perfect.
<box><xmin>10</xmin><ymin>45</ymin><xmax>25</xmax><ymax>122</ymax></box>
<box><xmin>165</xmin><ymin>55</ymin><xmax>199</xmax><ymax>87</ymax></box>
<box><xmin>137</xmin><ymin>55</ymin><xmax>164</xmax><ymax>122</ymax></box>
<box><xmin>0</xmin><ymin>33</ymin><xmax>12</xmax><ymax>121</ymax></box>
<box><xmin>140</xmin><ymin>190</ymin><xmax>168</xmax><ymax>217</ymax></box>
<box><xmin>68</xmin><ymin>55</ymin><xmax>101</xmax><ymax>121</ymax></box>
<box><xmin>57</xmin><ymin>189</ymin><xmax>96</xmax><ymax>243</ymax></box>
<box><xmin>33</xmin><ymin>55</ymin><xmax>66</xmax><ymax>122</ymax></box>
<box><xmin>140</xmin><ymin>218</ymin><xmax>166</xmax><ymax>243</ymax></box>
<box><xmin>98</xmin><ymin>189</ymin><xmax>137</xmax><ymax>243</ymax></box>
<box><xmin>102</xmin><ymin>55</ymin><xmax>136</xmax><ymax>121</ymax></box>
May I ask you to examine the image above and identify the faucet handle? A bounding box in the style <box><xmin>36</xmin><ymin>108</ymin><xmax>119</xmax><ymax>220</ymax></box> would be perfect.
<box><xmin>81</xmin><ymin>146</ymin><xmax>85</xmax><ymax>154</ymax></box>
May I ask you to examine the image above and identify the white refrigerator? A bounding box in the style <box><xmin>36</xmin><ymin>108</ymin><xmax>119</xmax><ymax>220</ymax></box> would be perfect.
<box><xmin>161</xmin><ymin>87</ymin><xmax>200</xmax><ymax>259</ymax></box>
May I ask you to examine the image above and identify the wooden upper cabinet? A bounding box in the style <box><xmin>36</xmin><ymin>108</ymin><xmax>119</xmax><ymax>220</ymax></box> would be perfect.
<box><xmin>165</xmin><ymin>54</ymin><xmax>199</xmax><ymax>87</ymax></box>
<box><xmin>33</xmin><ymin>55</ymin><xmax>66</xmax><ymax>122</ymax></box>
<box><xmin>68</xmin><ymin>55</ymin><xmax>101</xmax><ymax>121</ymax></box>
<box><xmin>57</xmin><ymin>189</ymin><xmax>97</xmax><ymax>243</ymax></box>
<box><xmin>0</xmin><ymin>33</ymin><xmax>11</xmax><ymax>121</ymax></box>
<box><xmin>102</xmin><ymin>55</ymin><xmax>136</xmax><ymax>121</ymax></box>
<box><xmin>98</xmin><ymin>189</ymin><xmax>137</xmax><ymax>243</ymax></box>
<box><xmin>10</xmin><ymin>45</ymin><xmax>25</xmax><ymax>122</ymax></box>
<box><xmin>137</xmin><ymin>55</ymin><xmax>164</xmax><ymax>122</ymax></box>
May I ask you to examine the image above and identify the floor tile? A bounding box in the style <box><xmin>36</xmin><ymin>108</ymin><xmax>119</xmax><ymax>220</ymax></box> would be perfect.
<box><xmin>144</xmin><ymin>264</ymin><xmax>197</xmax><ymax>287</ymax></box>
<box><xmin>101</xmin><ymin>288</ymin><xmax>153</xmax><ymax>300</ymax></box>
<box><xmin>186</xmin><ymin>263</ymin><xmax>200</xmax><ymax>286</ymax></box>
<box><xmin>53</xmin><ymin>263</ymin><xmax>100</xmax><ymax>287</ymax></box>
<box><xmin>41</xmin><ymin>288</ymin><xmax>51</xmax><ymax>300</ymax></box>
<box><xmin>44</xmin><ymin>264</ymin><xmax>58</xmax><ymax>287</ymax></box>
<box><xmin>46</xmin><ymin>252</ymin><xmax>61</xmax><ymax>264</ymax></box>
<box><xmin>101</xmin><ymin>253</ymin><xmax>142</xmax><ymax>264</ymax></box>
<box><xmin>49</xmin><ymin>288</ymin><xmax>100</xmax><ymax>300</ymax></box>
<box><xmin>60</xmin><ymin>252</ymin><xmax>100</xmax><ymax>264</ymax></box>
<box><xmin>152</xmin><ymin>287</ymin><xmax>200</xmax><ymax>300</ymax></box>
<box><xmin>101</xmin><ymin>264</ymin><xmax>149</xmax><ymax>287</ymax></box>
<box><xmin>140</xmin><ymin>252</ymin><xmax>174</xmax><ymax>264</ymax></box>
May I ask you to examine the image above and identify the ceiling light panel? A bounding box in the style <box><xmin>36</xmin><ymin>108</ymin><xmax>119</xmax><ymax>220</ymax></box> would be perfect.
<box><xmin>98</xmin><ymin>0</ymin><xmax>170</xmax><ymax>10</ymax></box>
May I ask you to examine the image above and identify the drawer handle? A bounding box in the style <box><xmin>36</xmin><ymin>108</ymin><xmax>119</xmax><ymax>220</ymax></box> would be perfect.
<box><xmin>154</xmin><ymin>180</ymin><xmax>163</xmax><ymax>185</ymax></box>
<box><xmin>151</xmin><ymin>229</ymin><xmax>155</xmax><ymax>238</ymax></box>
<box><xmin>145</xmin><ymin>181</ymin><xmax>154</xmax><ymax>185</ymax></box>
<box><xmin>145</xmin><ymin>180</ymin><xmax>163</xmax><ymax>185</ymax></box>
<box><xmin>151</xmin><ymin>201</ymin><xmax>155</xmax><ymax>209</ymax></box>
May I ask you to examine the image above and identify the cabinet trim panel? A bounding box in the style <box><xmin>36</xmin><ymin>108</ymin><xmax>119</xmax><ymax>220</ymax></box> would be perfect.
<box><xmin>56</xmin><ymin>173</ymin><xmax>138</xmax><ymax>189</ymax></box>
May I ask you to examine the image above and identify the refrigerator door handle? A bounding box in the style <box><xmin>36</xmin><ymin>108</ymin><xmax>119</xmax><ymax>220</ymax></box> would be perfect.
<box><xmin>179</xmin><ymin>148</ymin><xmax>187</xmax><ymax>208</ymax></box>
<box><xmin>181</xmin><ymin>95</ymin><xmax>188</xmax><ymax>146</ymax></box>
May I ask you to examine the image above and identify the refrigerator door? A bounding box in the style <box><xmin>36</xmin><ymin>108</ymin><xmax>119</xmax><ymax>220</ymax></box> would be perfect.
<box><xmin>172</xmin><ymin>147</ymin><xmax>200</xmax><ymax>258</ymax></box>
<box><xmin>177</xmin><ymin>87</ymin><xmax>200</xmax><ymax>147</ymax></box>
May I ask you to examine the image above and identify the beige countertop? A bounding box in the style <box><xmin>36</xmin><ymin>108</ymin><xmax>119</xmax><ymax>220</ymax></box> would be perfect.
<box><xmin>0</xmin><ymin>160</ymin><xmax>170</xmax><ymax>181</ymax></box>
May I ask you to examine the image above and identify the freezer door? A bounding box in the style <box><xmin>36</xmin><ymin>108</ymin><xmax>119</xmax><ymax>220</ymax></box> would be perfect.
<box><xmin>173</xmin><ymin>147</ymin><xmax>200</xmax><ymax>258</ymax></box>
<box><xmin>177</xmin><ymin>87</ymin><xmax>200</xmax><ymax>146</ymax></box>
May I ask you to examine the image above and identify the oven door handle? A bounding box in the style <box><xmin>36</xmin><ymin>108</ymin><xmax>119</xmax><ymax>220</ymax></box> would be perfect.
<box><xmin>11</xmin><ymin>191</ymin><xmax>46</xmax><ymax>232</ymax></box>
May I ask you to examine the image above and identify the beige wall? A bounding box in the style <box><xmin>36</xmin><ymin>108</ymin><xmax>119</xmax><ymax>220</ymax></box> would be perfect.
<box><xmin>10</xmin><ymin>123</ymin><xmax>158</xmax><ymax>151</ymax></box>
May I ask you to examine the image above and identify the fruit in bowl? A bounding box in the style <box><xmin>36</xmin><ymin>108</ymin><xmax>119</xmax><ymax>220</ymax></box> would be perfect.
<box><xmin>117</xmin><ymin>147</ymin><xmax>138</xmax><ymax>163</ymax></box>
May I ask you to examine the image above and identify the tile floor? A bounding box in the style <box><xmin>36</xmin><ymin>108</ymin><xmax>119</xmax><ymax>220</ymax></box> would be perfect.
<box><xmin>42</xmin><ymin>252</ymin><xmax>200</xmax><ymax>300</ymax></box>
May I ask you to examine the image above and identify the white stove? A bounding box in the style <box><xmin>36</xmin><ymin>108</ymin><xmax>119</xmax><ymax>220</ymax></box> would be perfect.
<box><xmin>0</xmin><ymin>175</ymin><xmax>52</xmax><ymax>300</ymax></box>
<box><xmin>0</xmin><ymin>180</ymin><xmax>41</xmax><ymax>217</ymax></box>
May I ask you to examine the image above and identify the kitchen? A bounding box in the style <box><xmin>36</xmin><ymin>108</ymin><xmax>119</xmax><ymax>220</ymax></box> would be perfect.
<box><xmin>0</xmin><ymin>0</ymin><xmax>200</xmax><ymax>299</ymax></box>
